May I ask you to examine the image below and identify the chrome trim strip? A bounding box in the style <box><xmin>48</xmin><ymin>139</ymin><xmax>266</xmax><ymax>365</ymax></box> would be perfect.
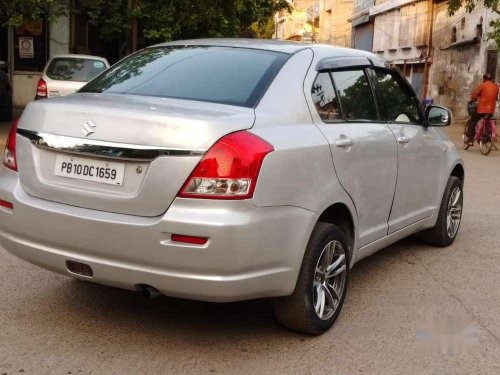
<box><xmin>17</xmin><ymin>129</ymin><xmax>205</xmax><ymax>161</ymax></box>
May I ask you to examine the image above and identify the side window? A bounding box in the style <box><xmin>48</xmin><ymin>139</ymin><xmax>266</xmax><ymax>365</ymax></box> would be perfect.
<box><xmin>372</xmin><ymin>69</ymin><xmax>423</xmax><ymax>123</ymax></box>
<box><xmin>331</xmin><ymin>69</ymin><xmax>377</xmax><ymax>121</ymax></box>
<box><xmin>311</xmin><ymin>72</ymin><xmax>342</xmax><ymax>122</ymax></box>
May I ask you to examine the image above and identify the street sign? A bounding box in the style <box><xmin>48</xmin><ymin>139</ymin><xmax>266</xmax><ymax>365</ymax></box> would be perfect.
<box><xmin>19</xmin><ymin>37</ymin><xmax>34</xmax><ymax>59</ymax></box>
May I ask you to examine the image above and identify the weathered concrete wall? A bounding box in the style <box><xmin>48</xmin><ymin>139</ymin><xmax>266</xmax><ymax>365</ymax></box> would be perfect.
<box><xmin>429</xmin><ymin>1</ymin><xmax>499</xmax><ymax>121</ymax></box>
<box><xmin>318</xmin><ymin>0</ymin><xmax>354</xmax><ymax>46</ymax></box>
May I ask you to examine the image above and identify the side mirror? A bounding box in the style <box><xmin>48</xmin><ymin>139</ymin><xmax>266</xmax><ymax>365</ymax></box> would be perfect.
<box><xmin>425</xmin><ymin>105</ymin><xmax>452</xmax><ymax>127</ymax></box>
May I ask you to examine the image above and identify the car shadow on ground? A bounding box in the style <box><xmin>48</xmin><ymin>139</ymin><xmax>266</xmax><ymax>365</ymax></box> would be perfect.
<box><xmin>25</xmin><ymin>235</ymin><xmax>430</xmax><ymax>342</ymax></box>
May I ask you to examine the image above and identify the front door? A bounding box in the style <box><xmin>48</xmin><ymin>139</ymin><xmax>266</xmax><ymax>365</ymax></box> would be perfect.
<box><xmin>370</xmin><ymin>68</ymin><xmax>444</xmax><ymax>233</ymax></box>
<box><xmin>310</xmin><ymin>69</ymin><xmax>398</xmax><ymax>247</ymax></box>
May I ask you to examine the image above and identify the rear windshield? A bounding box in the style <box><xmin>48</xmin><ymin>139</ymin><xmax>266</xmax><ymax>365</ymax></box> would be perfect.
<box><xmin>79</xmin><ymin>46</ymin><xmax>289</xmax><ymax>108</ymax></box>
<box><xmin>46</xmin><ymin>58</ymin><xmax>107</xmax><ymax>82</ymax></box>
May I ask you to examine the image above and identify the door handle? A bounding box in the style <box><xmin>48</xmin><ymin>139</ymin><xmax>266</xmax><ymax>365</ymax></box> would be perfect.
<box><xmin>397</xmin><ymin>135</ymin><xmax>410</xmax><ymax>144</ymax></box>
<box><xmin>335</xmin><ymin>138</ymin><xmax>354</xmax><ymax>148</ymax></box>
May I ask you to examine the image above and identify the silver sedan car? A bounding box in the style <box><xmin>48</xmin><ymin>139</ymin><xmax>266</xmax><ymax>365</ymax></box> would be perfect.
<box><xmin>0</xmin><ymin>39</ymin><xmax>464</xmax><ymax>334</ymax></box>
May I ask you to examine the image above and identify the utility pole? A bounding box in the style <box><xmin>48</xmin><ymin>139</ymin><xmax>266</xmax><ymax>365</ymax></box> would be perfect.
<box><xmin>421</xmin><ymin>0</ymin><xmax>434</xmax><ymax>100</ymax></box>
<box><xmin>131</xmin><ymin>0</ymin><xmax>138</xmax><ymax>52</ymax></box>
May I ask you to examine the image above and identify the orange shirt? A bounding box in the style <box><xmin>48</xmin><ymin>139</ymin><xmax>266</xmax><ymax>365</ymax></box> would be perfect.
<box><xmin>471</xmin><ymin>80</ymin><xmax>499</xmax><ymax>114</ymax></box>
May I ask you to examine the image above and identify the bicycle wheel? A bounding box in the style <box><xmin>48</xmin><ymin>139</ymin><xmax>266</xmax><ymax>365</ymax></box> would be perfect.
<box><xmin>480</xmin><ymin>139</ymin><xmax>493</xmax><ymax>155</ymax></box>
<box><xmin>480</xmin><ymin>123</ymin><xmax>493</xmax><ymax>155</ymax></box>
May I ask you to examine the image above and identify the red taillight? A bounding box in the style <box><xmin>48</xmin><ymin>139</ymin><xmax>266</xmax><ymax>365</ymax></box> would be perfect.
<box><xmin>0</xmin><ymin>199</ymin><xmax>13</xmax><ymax>210</ymax></box>
<box><xmin>36</xmin><ymin>78</ymin><xmax>47</xmax><ymax>98</ymax></box>
<box><xmin>178</xmin><ymin>131</ymin><xmax>274</xmax><ymax>200</ymax></box>
<box><xmin>3</xmin><ymin>119</ymin><xmax>18</xmax><ymax>171</ymax></box>
<box><xmin>171</xmin><ymin>234</ymin><xmax>208</xmax><ymax>245</ymax></box>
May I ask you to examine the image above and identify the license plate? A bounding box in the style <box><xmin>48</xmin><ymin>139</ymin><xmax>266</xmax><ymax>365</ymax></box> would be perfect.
<box><xmin>54</xmin><ymin>155</ymin><xmax>125</xmax><ymax>186</ymax></box>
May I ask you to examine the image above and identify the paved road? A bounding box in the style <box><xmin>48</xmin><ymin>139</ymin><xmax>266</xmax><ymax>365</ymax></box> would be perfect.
<box><xmin>1</xmin><ymin>126</ymin><xmax>499</xmax><ymax>374</ymax></box>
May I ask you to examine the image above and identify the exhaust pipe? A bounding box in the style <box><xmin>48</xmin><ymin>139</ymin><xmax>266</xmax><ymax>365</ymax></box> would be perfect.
<box><xmin>140</xmin><ymin>285</ymin><xmax>162</xmax><ymax>300</ymax></box>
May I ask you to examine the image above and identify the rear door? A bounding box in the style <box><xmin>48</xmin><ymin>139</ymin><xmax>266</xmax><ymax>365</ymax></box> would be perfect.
<box><xmin>369</xmin><ymin>68</ymin><xmax>444</xmax><ymax>232</ymax></box>
<box><xmin>310</xmin><ymin>67</ymin><xmax>397</xmax><ymax>247</ymax></box>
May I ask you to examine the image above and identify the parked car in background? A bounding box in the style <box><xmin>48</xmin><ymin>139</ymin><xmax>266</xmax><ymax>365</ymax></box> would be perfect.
<box><xmin>0</xmin><ymin>60</ymin><xmax>12</xmax><ymax>122</ymax></box>
<box><xmin>36</xmin><ymin>54</ymin><xmax>109</xmax><ymax>100</ymax></box>
<box><xmin>0</xmin><ymin>40</ymin><xmax>464</xmax><ymax>335</ymax></box>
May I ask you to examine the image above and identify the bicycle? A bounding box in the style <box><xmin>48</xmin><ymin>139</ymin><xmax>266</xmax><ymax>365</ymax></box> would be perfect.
<box><xmin>462</xmin><ymin>102</ymin><xmax>497</xmax><ymax>155</ymax></box>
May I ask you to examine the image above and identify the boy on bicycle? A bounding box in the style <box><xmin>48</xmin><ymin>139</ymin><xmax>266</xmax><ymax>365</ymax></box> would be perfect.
<box><xmin>470</xmin><ymin>73</ymin><xmax>499</xmax><ymax>141</ymax></box>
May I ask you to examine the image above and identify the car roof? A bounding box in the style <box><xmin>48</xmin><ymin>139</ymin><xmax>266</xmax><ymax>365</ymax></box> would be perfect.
<box><xmin>153</xmin><ymin>38</ymin><xmax>384</xmax><ymax>61</ymax></box>
<box><xmin>49</xmin><ymin>54</ymin><xmax>109</xmax><ymax>62</ymax></box>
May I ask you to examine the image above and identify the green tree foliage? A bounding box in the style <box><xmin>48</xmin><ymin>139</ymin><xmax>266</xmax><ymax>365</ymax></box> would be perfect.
<box><xmin>2</xmin><ymin>0</ymin><xmax>290</xmax><ymax>52</ymax></box>
<box><xmin>102</xmin><ymin>0</ymin><xmax>290</xmax><ymax>45</ymax></box>
<box><xmin>448</xmin><ymin>0</ymin><xmax>500</xmax><ymax>48</ymax></box>
<box><xmin>0</xmin><ymin>0</ymin><xmax>68</xmax><ymax>26</ymax></box>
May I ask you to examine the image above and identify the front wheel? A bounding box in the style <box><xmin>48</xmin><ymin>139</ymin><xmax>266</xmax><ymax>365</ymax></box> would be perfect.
<box><xmin>419</xmin><ymin>176</ymin><xmax>463</xmax><ymax>247</ymax></box>
<box><xmin>273</xmin><ymin>222</ymin><xmax>349</xmax><ymax>335</ymax></box>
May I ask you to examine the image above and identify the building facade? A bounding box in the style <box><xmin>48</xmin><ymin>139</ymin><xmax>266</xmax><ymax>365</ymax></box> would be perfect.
<box><xmin>275</xmin><ymin>1</ymin><xmax>316</xmax><ymax>41</ymax></box>
<box><xmin>351</xmin><ymin>0</ymin><xmax>375</xmax><ymax>51</ymax></box>
<box><xmin>351</xmin><ymin>0</ymin><xmax>433</xmax><ymax>96</ymax></box>
<box><xmin>350</xmin><ymin>0</ymin><xmax>500</xmax><ymax>117</ymax></box>
<box><xmin>275</xmin><ymin>0</ymin><xmax>354</xmax><ymax>46</ymax></box>
<box><xmin>428</xmin><ymin>1</ymin><xmax>499</xmax><ymax>119</ymax></box>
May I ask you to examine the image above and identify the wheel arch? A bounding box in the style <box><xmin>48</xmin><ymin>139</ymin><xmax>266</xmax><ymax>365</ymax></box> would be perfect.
<box><xmin>317</xmin><ymin>203</ymin><xmax>356</xmax><ymax>263</ymax></box>
<box><xmin>450</xmin><ymin>162</ymin><xmax>465</xmax><ymax>182</ymax></box>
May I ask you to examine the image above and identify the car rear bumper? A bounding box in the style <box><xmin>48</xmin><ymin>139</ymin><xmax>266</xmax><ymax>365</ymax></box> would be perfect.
<box><xmin>0</xmin><ymin>169</ymin><xmax>317</xmax><ymax>302</ymax></box>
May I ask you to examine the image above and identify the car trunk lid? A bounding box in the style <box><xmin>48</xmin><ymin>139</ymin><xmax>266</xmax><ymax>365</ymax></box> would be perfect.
<box><xmin>15</xmin><ymin>93</ymin><xmax>255</xmax><ymax>216</ymax></box>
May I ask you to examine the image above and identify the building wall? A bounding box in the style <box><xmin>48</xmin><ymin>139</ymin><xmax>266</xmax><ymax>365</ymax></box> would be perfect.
<box><xmin>276</xmin><ymin>0</ymin><xmax>353</xmax><ymax>46</ymax></box>
<box><xmin>351</xmin><ymin>0</ymin><xmax>374</xmax><ymax>52</ymax></box>
<box><xmin>333</xmin><ymin>0</ymin><xmax>355</xmax><ymax>47</ymax></box>
<box><xmin>369</xmin><ymin>0</ymin><xmax>431</xmax><ymax>96</ymax></box>
<box><xmin>372</xmin><ymin>1</ymin><xmax>430</xmax><ymax>63</ymax></box>
<box><xmin>352</xmin><ymin>22</ymin><xmax>374</xmax><ymax>51</ymax></box>
<box><xmin>429</xmin><ymin>1</ymin><xmax>498</xmax><ymax>120</ymax></box>
<box><xmin>275</xmin><ymin>1</ymin><xmax>315</xmax><ymax>41</ymax></box>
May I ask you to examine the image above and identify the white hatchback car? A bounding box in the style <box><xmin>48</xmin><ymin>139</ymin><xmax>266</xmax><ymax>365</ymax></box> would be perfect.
<box><xmin>0</xmin><ymin>40</ymin><xmax>463</xmax><ymax>334</ymax></box>
<box><xmin>35</xmin><ymin>54</ymin><xmax>109</xmax><ymax>99</ymax></box>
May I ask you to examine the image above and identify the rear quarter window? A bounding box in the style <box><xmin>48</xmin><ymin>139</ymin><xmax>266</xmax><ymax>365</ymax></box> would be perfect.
<box><xmin>79</xmin><ymin>46</ymin><xmax>289</xmax><ymax>108</ymax></box>
<box><xmin>311</xmin><ymin>72</ymin><xmax>342</xmax><ymax>121</ymax></box>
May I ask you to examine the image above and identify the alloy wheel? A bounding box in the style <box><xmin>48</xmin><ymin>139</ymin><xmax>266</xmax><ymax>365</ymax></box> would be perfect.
<box><xmin>446</xmin><ymin>187</ymin><xmax>462</xmax><ymax>239</ymax></box>
<box><xmin>313</xmin><ymin>240</ymin><xmax>347</xmax><ymax>320</ymax></box>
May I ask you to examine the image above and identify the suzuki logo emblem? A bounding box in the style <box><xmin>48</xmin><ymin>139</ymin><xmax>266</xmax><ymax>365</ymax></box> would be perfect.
<box><xmin>81</xmin><ymin>120</ymin><xmax>96</xmax><ymax>136</ymax></box>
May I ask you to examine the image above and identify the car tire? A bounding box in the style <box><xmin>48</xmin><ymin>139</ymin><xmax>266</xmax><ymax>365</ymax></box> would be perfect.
<box><xmin>419</xmin><ymin>176</ymin><xmax>463</xmax><ymax>247</ymax></box>
<box><xmin>273</xmin><ymin>222</ymin><xmax>349</xmax><ymax>335</ymax></box>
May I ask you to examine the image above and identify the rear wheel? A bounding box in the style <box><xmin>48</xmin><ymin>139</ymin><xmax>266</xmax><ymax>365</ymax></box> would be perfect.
<box><xmin>273</xmin><ymin>222</ymin><xmax>349</xmax><ymax>335</ymax></box>
<box><xmin>480</xmin><ymin>138</ymin><xmax>493</xmax><ymax>155</ymax></box>
<box><xmin>419</xmin><ymin>176</ymin><xmax>463</xmax><ymax>247</ymax></box>
<box><xmin>480</xmin><ymin>121</ymin><xmax>494</xmax><ymax>155</ymax></box>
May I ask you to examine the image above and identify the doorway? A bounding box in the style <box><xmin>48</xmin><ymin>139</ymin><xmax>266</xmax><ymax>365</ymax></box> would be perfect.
<box><xmin>0</xmin><ymin>27</ymin><xmax>8</xmax><ymax>68</ymax></box>
<box><xmin>486</xmin><ymin>50</ymin><xmax>497</xmax><ymax>81</ymax></box>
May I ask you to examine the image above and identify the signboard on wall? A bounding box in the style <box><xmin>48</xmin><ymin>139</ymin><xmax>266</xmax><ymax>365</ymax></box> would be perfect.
<box><xmin>19</xmin><ymin>37</ymin><xmax>34</xmax><ymax>58</ymax></box>
<box><xmin>14</xmin><ymin>20</ymin><xmax>47</xmax><ymax>72</ymax></box>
